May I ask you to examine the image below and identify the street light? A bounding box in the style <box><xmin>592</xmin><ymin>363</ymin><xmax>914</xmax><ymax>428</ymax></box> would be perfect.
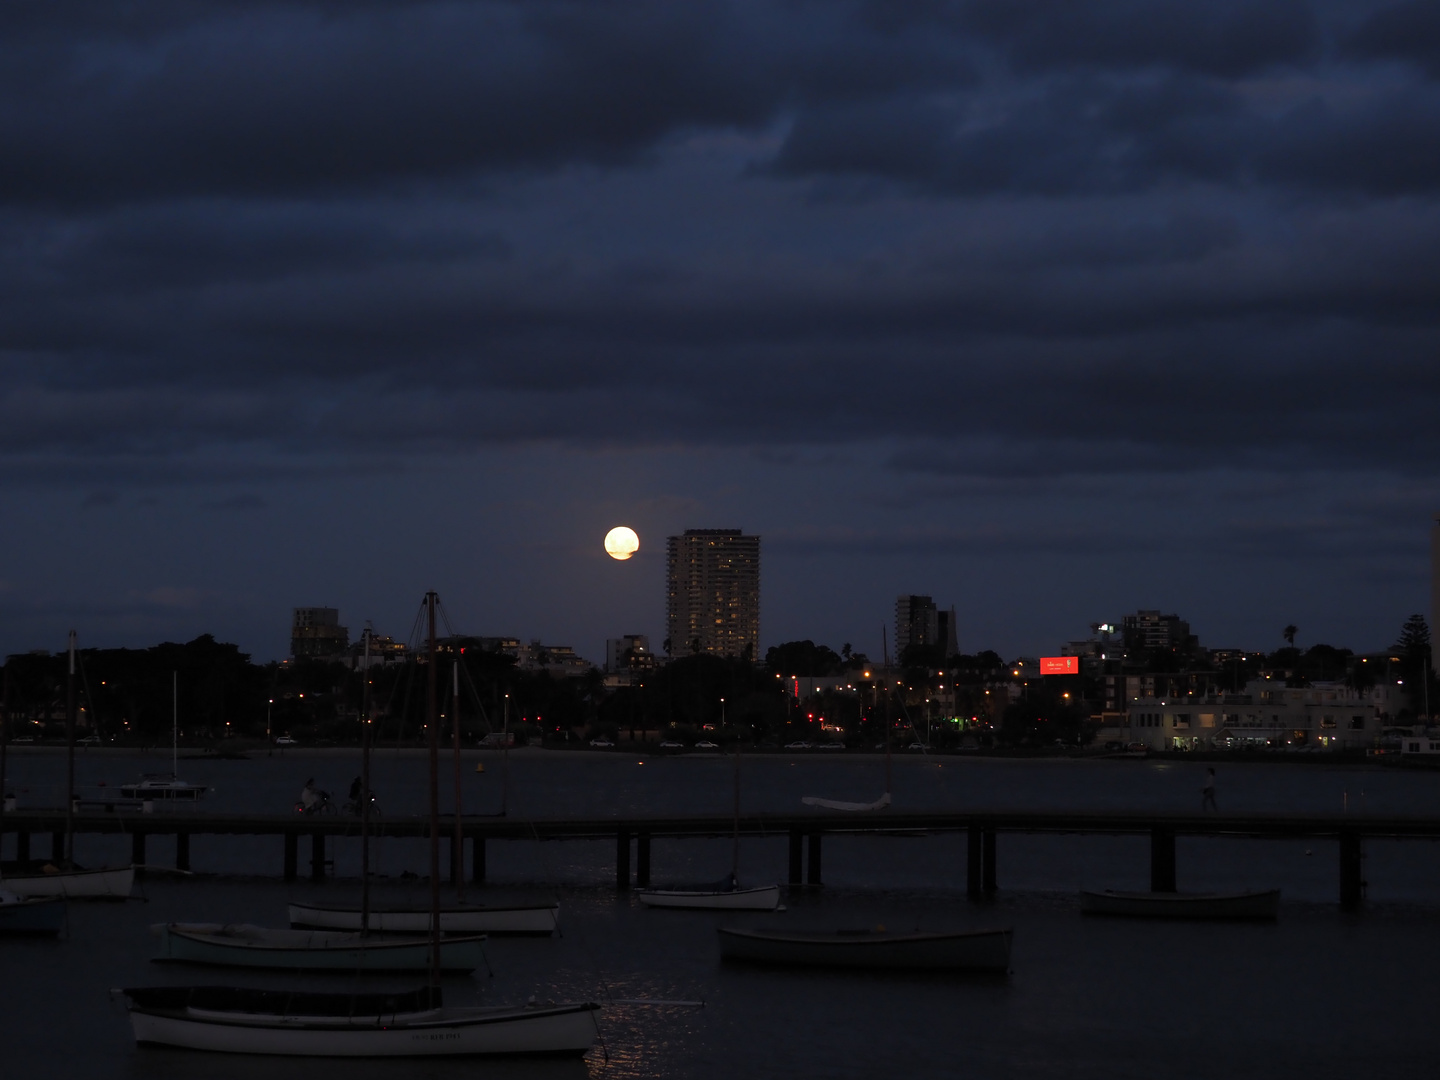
<box><xmin>267</xmin><ymin>699</ymin><xmax>273</xmax><ymax>742</ymax></box>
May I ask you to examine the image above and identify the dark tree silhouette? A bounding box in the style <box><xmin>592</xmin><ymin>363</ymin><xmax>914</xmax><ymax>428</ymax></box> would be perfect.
<box><xmin>1283</xmin><ymin>625</ymin><xmax>1298</xmax><ymax>648</ymax></box>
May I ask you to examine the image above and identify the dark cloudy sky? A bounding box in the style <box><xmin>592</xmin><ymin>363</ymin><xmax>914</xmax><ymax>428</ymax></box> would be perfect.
<box><xmin>3</xmin><ymin>0</ymin><xmax>1438</xmax><ymax>663</ymax></box>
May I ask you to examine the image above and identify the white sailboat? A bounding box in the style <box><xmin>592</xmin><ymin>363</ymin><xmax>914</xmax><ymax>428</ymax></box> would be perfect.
<box><xmin>123</xmin><ymin>591</ymin><xmax>599</xmax><ymax>1057</ymax></box>
<box><xmin>122</xmin><ymin>985</ymin><xmax>599</xmax><ymax>1057</ymax></box>
<box><xmin>638</xmin><ymin>742</ymin><xmax>780</xmax><ymax>910</ymax></box>
<box><xmin>287</xmin><ymin>898</ymin><xmax>560</xmax><ymax>935</ymax></box>
<box><xmin>153</xmin><ymin>923</ymin><xmax>489</xmax><ymax>972</ymax></box>
<box><xmin>121</xmin><ymin>672</ymin><xmax>207</xmax><ymax>800</ymax></box>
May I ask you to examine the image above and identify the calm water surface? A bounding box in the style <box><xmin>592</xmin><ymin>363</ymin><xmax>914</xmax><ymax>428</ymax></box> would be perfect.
<box><xmin>2</xmin><ymin>749</ymin><xmax>1438</xmax><ymax>1077</ymax></box>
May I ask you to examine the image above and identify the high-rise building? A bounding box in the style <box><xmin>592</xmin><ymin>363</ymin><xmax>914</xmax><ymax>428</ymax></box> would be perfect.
<box><xmin>665</xmin><ymin>530</ymin><xmax>760</xmax><ymax>659</ymax></box>
<box><xmin>291</xmin><ymin>607</ymin><xmax>349</xmax><ymax>659</ymax></box>
<box><xmin>895</xmin><ymin>595</ymin><xmax>939</xmax><ymax>659</ymax></box>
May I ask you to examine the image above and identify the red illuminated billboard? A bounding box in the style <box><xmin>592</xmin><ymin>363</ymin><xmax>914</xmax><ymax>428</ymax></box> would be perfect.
<box><xmin>1040</xmin><ymin>656</ymin><xmax>1079</xmax><ymax>675</ymax></box>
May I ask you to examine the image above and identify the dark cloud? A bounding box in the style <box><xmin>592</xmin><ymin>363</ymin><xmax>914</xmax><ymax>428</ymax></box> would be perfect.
<box><xmin>952</xmin><ymin>0</ymin><xmax>1319</xmax><ymax>77</ymax></box>
<box><xmin>1345</xmin><ymin>0</ymin><xmax>1440</xmax><ymax>77</ymax></box>
<box><xmin>0</xmin><ymin>0</ymin><xmax>1437</xmax><ymax>494</ymax></box>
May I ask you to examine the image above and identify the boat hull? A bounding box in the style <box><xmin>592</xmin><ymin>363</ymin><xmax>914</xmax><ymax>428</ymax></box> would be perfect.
<box><xmin>128</xmin><ymin>1002</ymin><xmax>599</xmax><ymax>1057</ymax></box>
<box><xmin>717</xmin><ymin>926</ymin><xmax>1012</xmax><ymax>972</ymax></box>
<box><xmin>1080</xmin><ymin>889</ymin><xmax>1280</xmax><ymax>920</ymax></box>
<box><xmin>288</xmin><ymin>901</ymin><xmax>558</xmax><ymax>935</ymax></box>
<box><xmin>120</xmin><ymin>784</ymin><xmax>206</xmax><ymax>800</ymax></box>
<box><xmin>0</xmin><ymin>896</ymin><xmax>66</xmax><ymax>935</ymax></box>
<box><xmin>638</xmin><ymin>885</ymin><xmax>780</xmax><ymax>910</ymax></box>
<box><xmin>1</xmin><ymin>865</ymin><xmax>134</xmax><ymax>900</ymax></box>
<box><xmin>156</xmin><ymin>924</ymin><xmax>487</xmax><ymax>972</ymax></box>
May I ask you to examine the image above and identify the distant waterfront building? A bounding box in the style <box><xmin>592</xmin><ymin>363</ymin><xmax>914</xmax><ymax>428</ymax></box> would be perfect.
<box><xmin>1121</xmin><ymin>610</ymin><xmax>1194</xmax><ymax>654</ymax></box>
<box><xmin>665</xmin><ymin>529</ymin><xmax>761</xmax><ymax>659</ymax></box>
<box><xmin>895</xmin><ymin>595</ymin><xmax>939</xmax><ymax>658</ymax></box>
<box><xmin>606</xmin><ymin>634</ymin><xmax>655</xmax><ymax>673</ymax></box>
<box><xmin>291</xmin><ymin>608</ymin><xmax>348</xmax><ymax>659</ymax></box>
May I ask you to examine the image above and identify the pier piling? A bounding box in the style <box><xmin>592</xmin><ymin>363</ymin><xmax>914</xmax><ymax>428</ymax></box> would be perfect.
<box><xmin>1150</xmin><ymin>825</ymin><xmax>1177</xmax><ymax>892</ymax></box>
<box><xmin>310</xmin><ymin>832</ymin><xmax>324</xmax><ymax>881</ymax></box>
<box><xmin>637</xmin><ymin>832</ymin><xmax>651</xmax><ymax>887</ymax></box>
<box><xmin>472</xmin><ymin>836</ymin><xmax>486</xmax><ymax>884</ymax></box>
<box><xmin>982</xmin><ymin>827</ymin><xmax>997</xmax><ymax>895</ymax></box>
<box><xmin>806</xmin><ymin>831</ymin><xmax>823</xmax><ymax>887</ymax></box>
<box><xmin>176</xmin><ymin>830</ymin><xmax>190</xmax><ymax>872</ymax></box>
<box><xmin>1340</xmin><ymin>831</ymin><xmax>1364</xmax><ymax>911</ymax></box>
<box><xmin>51</xmin><ymin>830</ymin><xmax>64</xmax><ymax>862</ymax></box>
<box><xmin>788</xmin><ymin>828</ymin><xmax>803</xmax><ymax>886</ymax></box>
<box><xmin>283</xmin><ymin>830</ymin><xmax>298</xmax><ymax>881</ymax></box>
<box><xmin>16</xmin><ymin>831</ymin><xmax>28</xmax><ymax>862</ymax></box>
<box><xmin>967</xmin><ymin>825</ymin><xmax>983</xmax><ymax>900</ymax></box>
<box><xmin>131</xmin><ymin>831</ymin><xmax>146</xmax><ymax>871</ymax></box>
<box><xmin>616</xmin><ymin>830</ymin><xmax>631</xmax><ymax>891</ymax></box>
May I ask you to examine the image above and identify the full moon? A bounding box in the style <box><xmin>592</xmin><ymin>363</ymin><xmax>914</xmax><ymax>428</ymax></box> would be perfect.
<box><xmin>604</xmin><ymin>526</ymin><xmax>640</xmax><ymax>561</ymax></box>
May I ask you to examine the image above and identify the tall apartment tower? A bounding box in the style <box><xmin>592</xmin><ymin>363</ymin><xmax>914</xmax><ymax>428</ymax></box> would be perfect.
<box><xmin>895</xmin><ymin>595</ymin><xmax>939</xmax><ymax>659</ymax></box>
<box><xmin>665</xmin><ymin>529</ymin><xmax>761</xmax><ymax>659</ymax></box>
<box><xmin>291</xmin><ymin>607</ymin><xmax>349</xmax><ymax>659</ymax></box>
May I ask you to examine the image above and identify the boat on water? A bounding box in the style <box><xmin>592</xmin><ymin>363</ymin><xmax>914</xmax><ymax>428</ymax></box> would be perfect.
<box><xmin>717</xmin><ymin>925</ymin><xmax>1013</xmax><ymax>972</ymax></box>
<box><xmin>153</xmin><ymin>923</ymin><xmax>488</xmax><ymax>972</ymax></box>
<box><xmin>1</xmin><ymin>863</ymin><xmax>135</xmax><ymax>900</ymax></box>
<box><xmin>0</xmin><ymin>888</ymin><xmax>66</xmax><ymax>936</ymax></box>
<box><xmin>120</xmin><ymin>775</ymin><xmax>208</xmax><ymax>800</ymax></box>
<box><xmin>121</xmin><ymin>673</ymin><xmax>206</xmax><ymax>800</ymax></box>
<box><xmin>121</xmin><ymin>593</ymin><xmax>598</xmax><ymax>1059</ymax></box>
<box><xmin>1080</xmin><ymin>888</ymin><xmax>1281</xmax><ymax>920</ymax></box>
<box><xmin>289</xmin><ymin>899</ymin><xmax>559</xmax><ymax>935</ymax></box>
<box><xmin>638</xmin><ymin>873</ymin><xmax>780</xmax><ymax>911</ymax></box>
<box><xmin>121</xmin><ymin>985</ymin><xmax>600</xmax><ymax>1057</ymax></box>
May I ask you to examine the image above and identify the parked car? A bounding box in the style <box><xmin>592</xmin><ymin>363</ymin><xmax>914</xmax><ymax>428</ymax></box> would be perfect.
<box><xmin>589</xmin><ymin>738</ymin><xmax>615</xmax><ymax>749</ymax></box>
<box><xmin>78</xmin><ymin>736</ymin><xmax>102</xmax><ymax>746</ymax></box>
<box><xmin>274</xmin><ymin>736</ymin><xmax>297</xmax><ymax>746</ymax></box>
<box><xmin>658</xmin><ymin>740</ymin><xmax>685</xmax><ymax>749</ymax></box>
<box><xmin>784</xmin><ymin>741</ymin><xmax>813</xmax><ymax>750</ymax></box>
<box><xmin>907</xmin><ymin>742</ymin><xmax>932</xmax><ymax>751</ymax></box>
<box><xmin>694</xmin><ymin>740</ymin><xmax>719</xmax><ymax>749</ymax></box>
<box><xmin>815</xmin><ymin>742</ymin><xmax>844</xmax><ymax>751</ymax></box>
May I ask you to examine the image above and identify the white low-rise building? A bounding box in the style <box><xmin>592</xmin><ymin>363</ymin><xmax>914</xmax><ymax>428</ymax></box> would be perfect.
<box><xmin>1124</xmin><ymin>679</ymin><xmax>1404</xmax><ymax>751</ymax></box>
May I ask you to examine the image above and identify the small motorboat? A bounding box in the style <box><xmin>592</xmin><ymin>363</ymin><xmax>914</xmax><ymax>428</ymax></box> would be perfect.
<box><xmin>1</xmin><ymin>864</ymin><xmax>135</xmax><ymax>900</ymax></box>
<box><xmin>638</xmin><ymin>873</ymin><xmax>780</xmax><ymax>911</ymax></box>
<box><xmin>120</xmin><ymin>774</ymin><xmax>207</xmax><ymax>800</ymax></box>
<box><xmin>0</xmin><ymin>888</ymin><xmax>66</xmax><ymax>936</ymax></box>
<box><xmin>289</xmin><ymin>898</ymin><xmax>559</xmax><ymax>935</ymax></box>
<box><xmin>1080</xmin><ymin>888</ymin><xmax>1280</xmax><ymax>920</ymax></box>
<box><xmin>121</xmin><ymin>985</ymin><xmax>600</xmax><ymax>1057</ymax></box>
<box><xmin>717</xmin><ymin>925</ymin><xmax>1012</xmax><ymax>972</ymax></box>
<box><xmin>153</xmin><ymin>923</ymin><xmax>488</xmax><ymax>972</ymax></box>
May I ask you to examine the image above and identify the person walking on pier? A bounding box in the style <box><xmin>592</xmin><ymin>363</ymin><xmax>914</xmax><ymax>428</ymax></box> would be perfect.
<box><xmin>1201</xmin><ymin>767</ymin><xmax>1218</xmax><ymax>811</ymax></box>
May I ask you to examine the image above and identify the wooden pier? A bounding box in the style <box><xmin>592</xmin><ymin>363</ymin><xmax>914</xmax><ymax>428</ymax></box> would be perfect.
<box><xmin>4</xmin><ymin>808</ymin><xmax>1438</xmax><ymax>912</ymax></box>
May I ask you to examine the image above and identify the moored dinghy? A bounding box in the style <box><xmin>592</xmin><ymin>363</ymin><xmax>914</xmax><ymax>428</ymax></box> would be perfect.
<box><xmin>1080</xmin><ymin>888</ymin><xmax>1280</xmax><ymax>920</ymax></box>
<box><xmin>288</xmin><ymin>898</ymin><xmax>559</xmax><ymax>935</ymax></box>
<box><xmin>0</xmin><ymin>887</ymin><xmax>66</xmax><ymax>936</ymax></box>
<box><xmin>638</xmin><ymin>873</ymin><xmax>780</xmax><ymax>911</ymax></box>
<box><xmin>1</xmin><ymin>863</ymin><xmax>134</xmax><ymax>900</ymax></box>
<box><xmin>121</xmin><ymin>985</ymin><xmax>600</xmax><ymax>1057</ymax></box>
<box><xmin>153</xmin><ymin>923</ymin><xmax>488</xmax><ymax>972</ymax></box>
<box><xmin>718</xmin><ymin>925</ymin><xmax>1013</xmax><ymax>972</ymax></box>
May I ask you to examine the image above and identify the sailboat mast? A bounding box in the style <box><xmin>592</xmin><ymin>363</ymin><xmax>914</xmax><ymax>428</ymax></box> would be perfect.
<box><xmin>0</xmin><ymin>661</ymin><xmax>9</xmax><ymax>851</ymax></box>
<box><xmin>425</xmin><ymin>592</ymin><xmax>441</xmax><ymax>990</ymax></box>
<box><xmin>360</xmin><ymin>628</ymin><xmax>372</xmax><ymax>937</ymax></box>
<box><xmin>453</xmin><ymin>659</ymin><xmax>465</xmax><ymax>902</ymax></box>
<box><xmin>65</xmin><ymin>630</ymin><xmax>76</xmax><ymax>864</ymax></box>
<box><xmin>172</xmin><ymin>671</ymin><xmax>178</xmax><ymax>778</ymax></box>
<box><xmin>731</xmin><ymin>742</ymin><xmax>741</xmax><ymax>878</ymax></box>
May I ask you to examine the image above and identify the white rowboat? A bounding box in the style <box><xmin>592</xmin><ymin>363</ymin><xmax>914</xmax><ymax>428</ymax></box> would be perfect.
<box><xmin>637</xmin><ymin>884</ymin><xmax>780</xmax><ymax>910</ymax></box>
<box><xmin>123</xmin><ymin>986</ymin><xmax>599</xmax><ymax>1057</ymax></box>
<box><xmin>718</xmin><ymin>926</ymin><xmax>1013</xmax><ymax>972</ymax></box>
<box><xmin>1080</xmin><ymin>889</ymin><xmax>1281</xmax><ymax>920</ymax></box>
<box><xmin>289</xmin><ymin>899</ymin><xmax>558</xmax><ymax>935</ymax></box>
<box><xmin>1</xmin><ymin>864</ymin><xmax>134</xmax><ymax>899</ymax></box>
<box><xmin>154</xmin><ymin>923</ymin><xmax>488</xmax><ymax>972</ymax></box>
